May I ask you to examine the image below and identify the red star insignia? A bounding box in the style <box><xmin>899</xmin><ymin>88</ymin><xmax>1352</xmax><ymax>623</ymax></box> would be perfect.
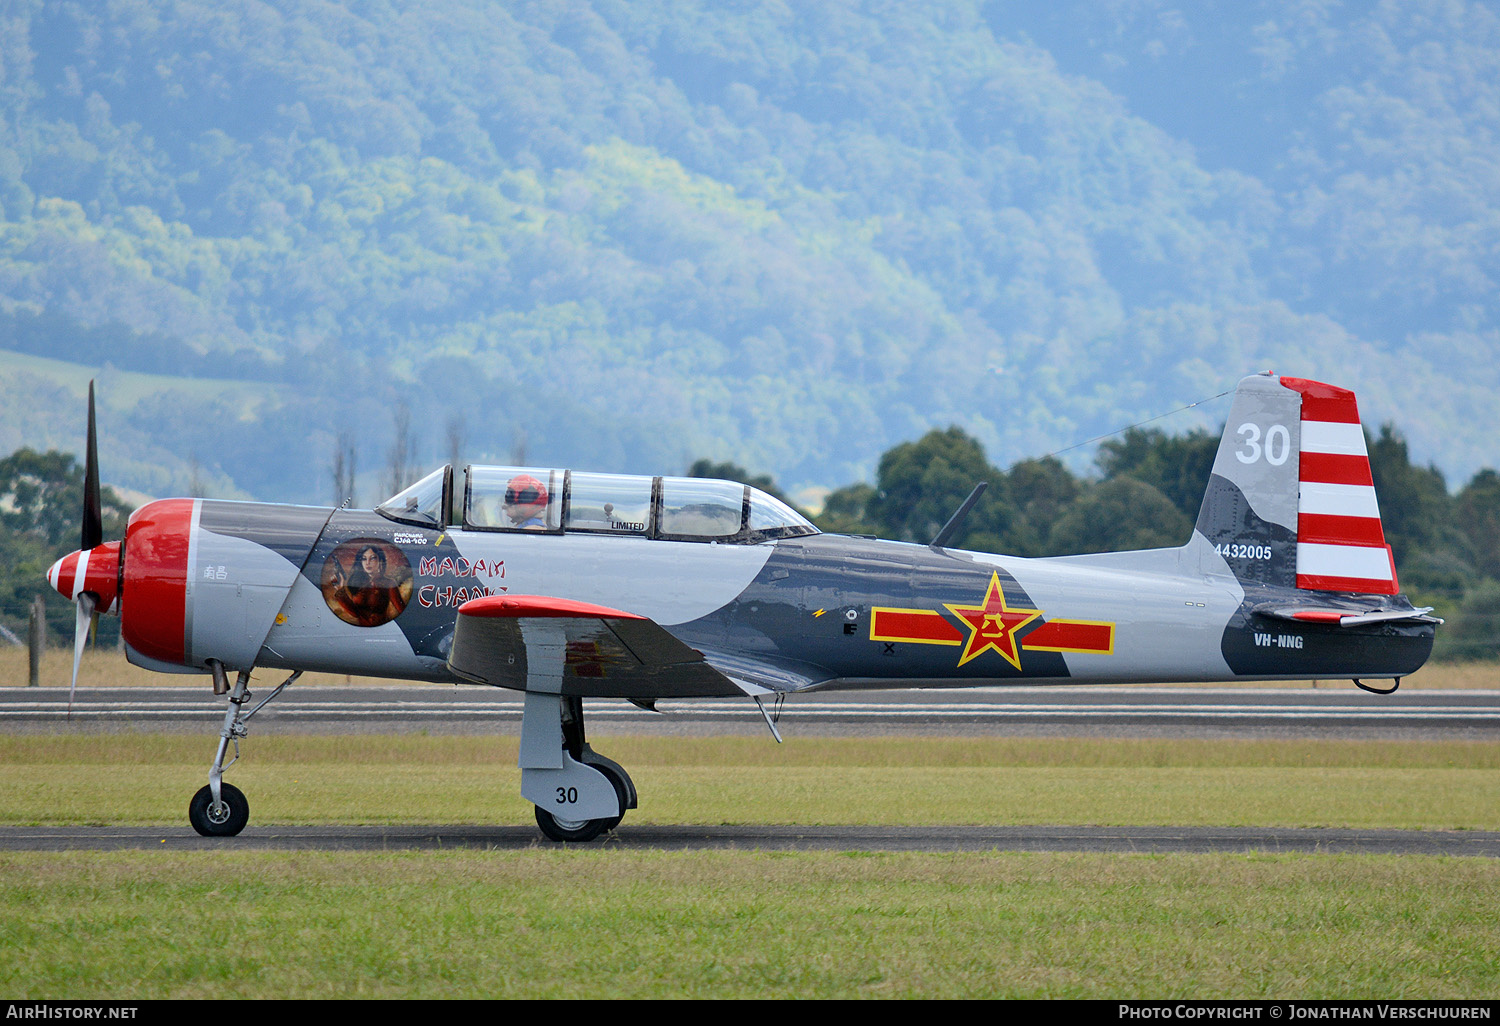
<box><xmin>945</xmin><ymin>572</ymin><xmax>1042</xmax><ymax>670</ymax></box>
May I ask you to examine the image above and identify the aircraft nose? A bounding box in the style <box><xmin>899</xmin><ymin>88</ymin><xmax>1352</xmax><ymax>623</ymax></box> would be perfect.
<box><xmin>46</xmin><ymin>543</ymin><xmax>122</xmax><ymax>613</ymax></box>
<box><xmin>47</xmin><ymin>551</ymin><xmax>82</xmax><ymax>599</ymax></box>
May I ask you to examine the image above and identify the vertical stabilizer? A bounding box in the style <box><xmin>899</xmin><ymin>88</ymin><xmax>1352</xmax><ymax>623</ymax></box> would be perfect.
<box><xmin>1194</xmin><ymin>373</ymin><xmax>1398</xmax><ymax>595</ymax></box>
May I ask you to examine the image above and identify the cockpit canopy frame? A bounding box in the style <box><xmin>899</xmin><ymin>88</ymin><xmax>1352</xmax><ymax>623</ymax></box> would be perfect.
<box><xmin>376</xmin><ymin>464</ymin><xmax>818</xmax><ymax>544</ymax></box>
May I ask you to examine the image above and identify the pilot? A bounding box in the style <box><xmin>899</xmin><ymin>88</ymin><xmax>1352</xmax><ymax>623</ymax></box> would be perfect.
<box><xmin>503</xmin><ymin>474</ymin><xmax>550</xmax><ymax>529</ymax></box>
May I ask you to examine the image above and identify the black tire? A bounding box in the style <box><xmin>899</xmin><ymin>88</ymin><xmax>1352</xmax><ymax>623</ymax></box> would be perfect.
<box><xmin>534</xmin><ymin>805</ymin><xmax>609</xmax><ymax>843</ymax></box>
<box><xmin>188</xmin><ymin>783</ymin><xmax>249</xmax><ymax>837</ymax></box>
<box><xmin>533</xmin><ymin>765</ymin><xmax>628</xmax><ymax>842</ymax></box>
<box><xmin>596</xmin><ymin>764</ymin><xmax>628</xmax><ymax>833</ymax></box>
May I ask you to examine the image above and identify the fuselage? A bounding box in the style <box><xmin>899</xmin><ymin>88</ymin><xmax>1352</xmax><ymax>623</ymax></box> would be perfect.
<box><xmin>143</xmin><ymin>498</ymin><xmax>1432</xmax><ymax>694</ymax></box>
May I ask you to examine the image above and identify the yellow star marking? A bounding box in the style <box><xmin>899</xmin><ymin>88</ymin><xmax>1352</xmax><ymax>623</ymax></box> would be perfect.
<box><xmin>944</xmin><ymin>571</ymin><xmax>1042</xmax><ymax>670</ymax></box>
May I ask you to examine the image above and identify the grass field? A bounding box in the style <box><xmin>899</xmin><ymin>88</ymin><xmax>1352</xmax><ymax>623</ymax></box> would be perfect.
<box><xmin>4</xmin><ymin>654</ymin><xmax>1499</xmax><ymax>999</ymax></box>
<box><xmin>2</xmin><ymin>735</ymin><xmax>1498</xmax><ymax>830</ymax></box>
<box><xmin>0</xmin><ymin>734</ymin><xmax>1498</xmax><ymax>998</ymax></box>
<box><xmin>2</xmin><ymin>849</ymin><xmax>1497</xmax><ymax>999</ymax></box>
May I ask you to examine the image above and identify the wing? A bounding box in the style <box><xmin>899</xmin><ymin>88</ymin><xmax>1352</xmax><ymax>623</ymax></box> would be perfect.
<box><xmin>449</xmin><ymin>594</ymin><xmax>755</xmax><ymax>698</ymax></box>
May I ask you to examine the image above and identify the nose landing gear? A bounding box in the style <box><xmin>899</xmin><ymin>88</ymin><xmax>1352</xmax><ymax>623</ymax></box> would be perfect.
<box><xmin>188</xmin><ymin>664</ymin><xmax>300</xmax><ymax>837</ymax></box>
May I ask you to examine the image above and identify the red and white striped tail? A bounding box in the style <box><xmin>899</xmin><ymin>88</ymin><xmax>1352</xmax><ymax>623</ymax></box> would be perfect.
<box><xmin>1281</xmin><ymin>377</ymin><xmax>1398</xmax><ymax>595</ymax></box>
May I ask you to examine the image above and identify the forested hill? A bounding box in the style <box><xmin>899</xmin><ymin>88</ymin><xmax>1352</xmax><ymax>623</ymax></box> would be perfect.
<box><xmin>0</xmin><ymin>1</ymin><xmax>1496</xmax><ymax>503</ymax></box>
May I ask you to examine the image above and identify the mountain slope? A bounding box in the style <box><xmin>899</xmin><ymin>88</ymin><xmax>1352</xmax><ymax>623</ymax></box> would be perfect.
<box><xmin>0</xmin><ymin>0</ymin><xmax>1493</xmax><ymax>500</ymax></box>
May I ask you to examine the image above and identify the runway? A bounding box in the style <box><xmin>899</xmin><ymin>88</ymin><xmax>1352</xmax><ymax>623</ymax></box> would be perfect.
<box><xmin>4</xmin><ymin>683</ymin><xmax>1498</xmax><ymax>740</ymax></box>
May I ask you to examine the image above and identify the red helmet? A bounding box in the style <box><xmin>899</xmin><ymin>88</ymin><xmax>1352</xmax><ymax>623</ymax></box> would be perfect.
<box><xmin>505</xmin><ymin>474</ymin><xmax>548</xmax><ymax>507</ymax></box>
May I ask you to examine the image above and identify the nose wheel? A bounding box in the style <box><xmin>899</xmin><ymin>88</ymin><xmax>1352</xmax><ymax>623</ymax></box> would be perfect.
<box><xmin>189</xmin><ymin>782</ymin><xmax>249</xmax><ymax>836</ymax></box>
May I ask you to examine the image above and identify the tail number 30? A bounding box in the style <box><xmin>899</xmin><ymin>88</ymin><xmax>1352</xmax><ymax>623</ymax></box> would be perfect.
<box><xmin>1236</xmin><ymin>423</ymin><xmax>1290</xmax><ymax>466</ymax></box>
<box><xmin>556</xmin><ymin>787</ymin><xmax>578</xmax><ymax>804</ymax></box>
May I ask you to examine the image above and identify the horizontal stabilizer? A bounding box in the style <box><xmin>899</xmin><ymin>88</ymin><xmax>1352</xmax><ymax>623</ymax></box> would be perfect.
<box><xmin>1254</xmin><ymin>605</ymin><xmax>1442</xmax><ymax>627</ymax></box>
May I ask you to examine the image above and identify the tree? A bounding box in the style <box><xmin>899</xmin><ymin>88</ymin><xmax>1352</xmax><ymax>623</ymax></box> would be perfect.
<box><xmin>813</xmin><ymin>482</ymin><xmax>878</xmax><ymax>535</ymax></box>
<box><xmin>1096</xmin><ymin>426</ymin><xmax>1218</xmax><ymax>522</ymax></box>
<box><xmin>1439</xmin><ymin>580</ymin><xmax>1500</xmax><ymax>662</ymax></box>
<box><xmin>383</xmin><ymin>402</ymin><xmax>418</xmax><ymax>498</ymax></box>
<box><xmin>1367</xmin><ymin>424</ymin><xmax>1467</xmax><ymax>596</ymax></box>
<box><xmin>445</xmin><ymin>415</ymin><xmax>467</xmax><ymax>471</ymax></box>
<box><xmin>331</xmin><ymin>431</ymin><xmax>358</xmax><ymax>507</ymax></box>
<box><xmin>1456</xmin><ymin>469</ymin><xmax>1500</xmax><ymax>581</ymax></box>
<box><xmin>998</xmin><ymin>456</ymin><xmax>1080</xmax><ymax>556</ymax></box>
<box><xmin>687</xmin><ymin>458</ymin><xmax>788</xmax><ymax>500</ymax></box>
<box><xmin>1045</xmin><ymin>478</ymin><xmax>1192</xmax><ymax>555</ymax></box>
<box><xmin>868</xmin><ymin>427</ymin><xmax>1005</xmax><ymax>546</ymax></box>
<box><xmin>0</xmin><ymin>449</ymin><xmax>128</xmax><ymax>550</ymax></box>
<box><xmin>1368</xmin><ymin>424</ymin><xmax>1453</xmax><ymax>556</ymax></box>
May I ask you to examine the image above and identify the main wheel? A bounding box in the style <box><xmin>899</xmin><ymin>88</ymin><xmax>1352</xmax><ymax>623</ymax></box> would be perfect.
<box><xmin>189</xmin><ymin>783</ymin><xmax>249</xmax><ymax>837</ymax></box>
<box><xmin>533</xmin><ymin>766</ymin><xmax>629</xmax><ymax>842</ymax></box>
<box><xmin>534</xmin><ymin>805</ymin><xmax>610</xmax><ymax>843</ymax></box>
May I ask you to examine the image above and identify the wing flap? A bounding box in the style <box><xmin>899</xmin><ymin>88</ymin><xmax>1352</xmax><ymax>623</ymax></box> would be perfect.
<box><xmin>697</xmin><ymin>648</ymin><xmax>835</xmax><ymax>695</ymax></box>
<box><xmin>448</xmin><ymin>595</ymin><xmax>742</xmax><ymax>697</ymax></box>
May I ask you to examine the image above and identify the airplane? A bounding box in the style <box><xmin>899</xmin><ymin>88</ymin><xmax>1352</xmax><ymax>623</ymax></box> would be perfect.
<box><xmin>45</xmin><ymin>372</ymin><xmax>1440</xmax><ymax>841</ymax></box>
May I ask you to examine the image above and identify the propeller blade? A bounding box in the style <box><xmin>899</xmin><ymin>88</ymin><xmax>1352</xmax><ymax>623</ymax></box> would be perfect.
<box><xmin>82</xmin><ymin>380</ymin><xmax>102</xmax><ymax>552</ymax></box>
<box><xmin>68</xmin><ymin>592</ymin><xmax>95</xmax><ymax>717</ymax></box>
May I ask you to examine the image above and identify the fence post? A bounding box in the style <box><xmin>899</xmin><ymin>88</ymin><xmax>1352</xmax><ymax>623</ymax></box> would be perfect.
<box><xmin>28</xmin><ymin>594</ymin><xmax>46</xmax><ymax>687</ymax></box>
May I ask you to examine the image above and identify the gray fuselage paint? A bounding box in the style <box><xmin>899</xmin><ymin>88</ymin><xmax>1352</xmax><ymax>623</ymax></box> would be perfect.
<box><xmin>244</xmin><ymin>508</ymin><xmax>1433</xmax><ymax>693</ymax></box>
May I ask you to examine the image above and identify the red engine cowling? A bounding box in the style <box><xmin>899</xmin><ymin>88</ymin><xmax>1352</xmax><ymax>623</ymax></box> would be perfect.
<box><xmin>47</xmin><ymin>498</ymin><xmax>197</xmax><ymax>667</ymax></box>
<box><xmin>119</xmin><ymin>498</ymin><xmax>195</xmax><ymax>666</ymax></box>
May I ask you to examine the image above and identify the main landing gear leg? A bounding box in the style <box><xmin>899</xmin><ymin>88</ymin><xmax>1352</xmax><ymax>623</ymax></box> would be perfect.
<box><xmin>188</xmin><ymin>664</ymin><xmax>301</xmax><ymax>837</ymax></box>
<box><xmin>519</xmin><ymin>693</ymin><xmax>637</xmax><ymax>843</ymax></box>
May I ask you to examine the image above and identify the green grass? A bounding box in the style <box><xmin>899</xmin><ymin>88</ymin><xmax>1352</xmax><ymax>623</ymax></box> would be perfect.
<box><xmin>2</xmin><ymin>735</ymin><xmax>1498</xmax><ymax>830</ymax></box>
<box><xmin>2</xmin><ymin>734</ymin><xmax>1497</xmax><ymax>998</ymax></box>
<box><xmin>0</xmin><ymin>850</ymin><xmax>1496</xmax><ymax>999</ymax></box>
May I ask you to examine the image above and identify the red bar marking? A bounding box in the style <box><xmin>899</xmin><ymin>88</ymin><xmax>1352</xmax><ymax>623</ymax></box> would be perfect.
<box><xmin>870</xmin><ymin>608</ymin><xmax>962</xmax><ymax>646</ymax></box>
<box><xmin>1280</xmin><ymin>377</ymin><xmax>1361</xmax><ymax>423</ymax></box>
<box><xmin>1023</xmin><ymin>620</ymin><xmax>1114</xmax><ymax>655</ymax></box>
<box><xmin>1299</xmin><ymin>452</ymin><xmax>1373</xmax><ymax>486</ymax></box>
<box><xmin>1298</xmin><ymin>513</ymin><xmax>1387</xmax><ymax>547</ymax></box>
